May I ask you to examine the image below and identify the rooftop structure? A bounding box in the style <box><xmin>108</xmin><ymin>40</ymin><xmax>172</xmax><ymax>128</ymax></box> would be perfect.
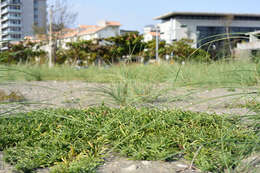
<box><xmin>154</xmin><ymin>12</ymin><xmax>260</xmax><ymax>20</ymax></box>
<box><xmin>154</xmin><ymin>11</ymin><xmax>260</xmax><ymax>48</ymax></box>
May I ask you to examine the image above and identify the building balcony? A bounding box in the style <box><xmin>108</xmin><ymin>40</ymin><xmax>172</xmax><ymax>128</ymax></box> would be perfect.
<box><xmin>1</xmin><ymin>2</ymin><xmax>9</xmax><ymax>8</ymax></box>
<box><xmin>237</xmin><ymin>41</ymin><xmax>260</xmax><ymax>50</ymax></box>
<box><xmin>2</xmin><ymin>30</ymin><xmax>21</xmax><ymax>36</ymax></box>
<box><xmin>2</xmin><ymin>36</ymin><xmax>21</xmax><ymax>41</ymax></box>
<box><xmin>1</xmin><ymin>0</ymin><xmax>22</xmax><ymax>8</ymax></box>
<box><xmin>1</xmin><ymin>15</ymin><xmax>9</xmax><ymax>22</ymax></box>
<box><xmin>1</xmin><ymin>8</ymin><xmax>9</xmax><ymax>15</ymax></box>
<box><xmin>1</xmin><ymin>7</ymin><xmax>21</xmax><ymax>14</ymax></box>
<box><xmin>1</xmin><ymin>23</ymin><xmax>9</xmax><ymax>28</ymax></box>
<box><xmin>1</xmin><ymin>15</ymin><xmax>21</xmax><ymax>22</ymax></box>
<box><xmin>1</xmin><ymin>22</ymin><xmax>21</xmax><ymax>28</ymax></box>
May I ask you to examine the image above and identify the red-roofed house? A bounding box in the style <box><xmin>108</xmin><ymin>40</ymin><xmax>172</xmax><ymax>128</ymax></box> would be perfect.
<box><xmin>59</xmin><ymin>20</ymin><xmax>121</xmax><ymax>47</ymax></box>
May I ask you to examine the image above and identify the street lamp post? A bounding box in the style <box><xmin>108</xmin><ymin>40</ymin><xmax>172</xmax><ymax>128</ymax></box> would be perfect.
<box><xmin>48</xmin><ymin>5</ymin><xmax>54</xmax><ymax>68</ymax></box>
<box><xmin>155</xmin><ymin>25</ymin><xmax>159</xmax><ymax>63</ymax></box>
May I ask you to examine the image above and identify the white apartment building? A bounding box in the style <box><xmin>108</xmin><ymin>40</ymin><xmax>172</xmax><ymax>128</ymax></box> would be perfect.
<box><xmin>154</xmin><ymin>12</ymin><xmax>260</xmax><ymax>48</ymax></box>
<box><xmin>0</xmin><ymin>0</ymin><xmax>47</xmax><ymax>44</ymax></box>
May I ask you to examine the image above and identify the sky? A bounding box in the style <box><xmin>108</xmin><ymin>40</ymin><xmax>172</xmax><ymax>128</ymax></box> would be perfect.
<box><xmin>63</xmin><ymin>0</ymin><xmax>260</xmax><ymax>32</ymax></box>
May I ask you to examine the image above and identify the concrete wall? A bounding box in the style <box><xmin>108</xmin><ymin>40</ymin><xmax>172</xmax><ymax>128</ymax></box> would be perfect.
<box><xmin>143</xmin><ymin>34</ymin><xmax>153</xmax><ymax>42</ymax></box>
<box><xmin>237</xmin><ymin>42</ymin><xmax>260</xmax><ymax>50</ymax></box>
<box><xmin>79</xmin><ymin>33</ymin><xmax>97</xmax><ymax>40</ymax></box>
<box><xmin>97</xmin><ymin>26</ymin><xmax>120</xmax><ymax>38</ymax></box>
<box><xmin>36</xmin><ymin>0</ymin><xmax>47</xmax><ymax>29</ymax></box>
<box><xmin>159</xmin><ymin>18</ymin><xmax>176</xmax><ymax>43</ymax></box>
<box><xmin>22</xmin><ymin>0</ymin><xmax>34</xmax><ymax>37</ymax></box>
<box><xmin>143</xmin><ymin>26</ymin><xmax>156</xmax><ymax>42</ymax></box>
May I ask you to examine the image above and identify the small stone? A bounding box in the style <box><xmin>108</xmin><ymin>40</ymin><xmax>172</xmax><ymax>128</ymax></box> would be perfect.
<box><xmin>177</xmin><ymin>164</ymin><xmax>188</xmax><ymax>168</ymax></box>
<box><xmin>141</xmin><ymin>161</ymin><xmax>151</xmax><ymax>166</ymax></box>
<box><xmin>122</xmin><ymin>165</ymin><xmax>138</xmax><ymax>172</ymax></box>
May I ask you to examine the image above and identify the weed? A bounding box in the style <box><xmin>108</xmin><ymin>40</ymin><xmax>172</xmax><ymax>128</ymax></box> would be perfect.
<box><xmin>227</xmin><ymin>88</ymin><xmax>236</xmax><ymax>92</ymax></box>
<box><xmin>0</xmin><ymin>89</ymin><xmax>26</xmax><ymax>102</ymax></box>
<box><xmin>92</xmin><ymin>81</ymin><xmax>168</xmax><ymax>106</ymax></box>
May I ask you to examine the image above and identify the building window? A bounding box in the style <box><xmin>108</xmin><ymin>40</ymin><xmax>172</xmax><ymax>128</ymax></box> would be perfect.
<box><xmin>9</xmin><ymin>5</ymin><xmax>21</xmax><ymax>10</ymax></box>
<box><xmin>10</xmin><ymin>12</ymin><xmax>21</xmax><ymax>17</ymax></box>
<box><xmin>11</xmin><ymin>34</ymin><xmax>21</xmax><ymax>38</ymax></box>
<box><xmin>10</xmin><ymin>27</ymin><xmax>21</xmax><ymax>31</ymax></box>
<box><xmin>196</xmin><ymin>26</ymin><xmax>260</xmax><ymax>47</ymax></box>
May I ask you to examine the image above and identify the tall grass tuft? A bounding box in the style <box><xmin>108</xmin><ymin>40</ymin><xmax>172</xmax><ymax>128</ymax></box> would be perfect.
<box><xmin>0</xmin><ymin>61</ymin><xmax>259</xmax><ymax>87</ymax></box>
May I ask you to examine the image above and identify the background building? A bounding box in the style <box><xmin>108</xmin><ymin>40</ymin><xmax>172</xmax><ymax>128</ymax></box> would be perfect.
<box><xmin>0</xmin><ymin>0</ymin><xmax>47</xmax><ymax>45</ymax></box>
<box><xmin>143</xmin><ymin>25</ymin><xmax>160</xmax><ymax>42</ymax></box>
<box><xmin>58</xmin><ymin>21</ymin><xmax>121</xmax><ymax>48</ymax></box>
<box><xmin>154</xmin><ymin>12</ymin><xmax>260</xmax><ymax>48</ymax></box>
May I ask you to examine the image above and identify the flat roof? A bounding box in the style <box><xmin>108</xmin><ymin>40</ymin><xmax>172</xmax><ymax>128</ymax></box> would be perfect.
<box><xmin>154</xmin><ymin>11</ymin><xmax>260</xmax><ymax>20</ymax></box>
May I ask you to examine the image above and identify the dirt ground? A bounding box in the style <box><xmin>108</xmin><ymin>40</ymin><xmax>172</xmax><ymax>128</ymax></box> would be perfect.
<box><xmin>0</xmin><ymin>81</ymin><xmax>259</xmax><ymax>173</ymax></box>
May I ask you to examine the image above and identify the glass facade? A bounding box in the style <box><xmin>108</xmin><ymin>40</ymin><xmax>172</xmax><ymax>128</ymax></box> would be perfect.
<box><xmin>33</xmin><ymin>0</ymin><xmax>39</xmax><ymax>25</ymax></box>
<box><xmin>197</xmin><ymin>26</ymin><xmax>260</xmax><ymax>47</ymax></box>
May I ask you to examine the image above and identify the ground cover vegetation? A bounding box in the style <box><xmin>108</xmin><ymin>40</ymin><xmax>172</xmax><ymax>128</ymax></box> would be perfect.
<box><xmin>0</xmin><ymin>106</ymin><xmax>259</xmax><ymax>173</ymax></box>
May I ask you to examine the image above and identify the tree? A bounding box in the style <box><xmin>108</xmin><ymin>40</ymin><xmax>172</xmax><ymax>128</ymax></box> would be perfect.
<box><xmin>49</xmin><ymin>0</ymin><xmax>78</xmax><ymax>33</ymax></box>
<box><xmin>167</xmin><ymin>39</ymin><xmax>210</xmax><ymax>62</ymax></box>
<box><xmin>106</xmin><ymin>32</ymin><xmax>146</xmax><ymax>63</ymax></box>
<box><xmin>0</xmin><ymin>41</ymin><xmax>46</xmax><ymax>64</ymax></box>
<box><xmin>48</xmin><ymin>0</ymin><xmax>78</xmax><ymax>66</ymax></box>
<box><xmin>32</xmin><ymin>25</ymin><xmax>48</xmax><ymax>40</ymax></box>
<box><xmin>142</xmin><ymin>40</ymin><xmax>167</xmax><ymax>61</ymax></box>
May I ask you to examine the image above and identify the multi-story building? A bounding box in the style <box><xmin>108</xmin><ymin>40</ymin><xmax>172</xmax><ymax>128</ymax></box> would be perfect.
<box><xmin>154</xmin><ymin>12</ymin><xmax>260</xmax><ymax>48</ymax></box>
<box><xmin>143</xmin><ymin>25</ymin><xmax>160</xmax><ymax>42</ymax></box>
<box><xmin>0</xmin><ymin>0</ymin><xmax>47</xmax><ymax>46</ymax></box>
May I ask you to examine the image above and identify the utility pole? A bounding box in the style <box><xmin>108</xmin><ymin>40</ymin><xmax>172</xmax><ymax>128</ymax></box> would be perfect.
<box><xmin>48</xmin><ymin>5</ymin><xmax>53</xmax><ymax>68</ymax></box>
<box><xmin>155</xmin><ymin>25</ymin><xmax>159</xmax><ymax>63</ymax></box>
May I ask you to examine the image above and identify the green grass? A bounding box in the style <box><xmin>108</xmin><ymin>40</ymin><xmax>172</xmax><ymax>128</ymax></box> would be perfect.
<box><xmin>0</xmin><ymin>106</ymin><xmax>259</xmax><ymax>172</ymax></box>
<box><xmin>91</xmin><ymin>80</ymin><xmax>169</xmax><ymax>106</ymax></box>
<box><xmin>0</xmin><ymin>61</ymin><xmax>259</xmax><ymax>87</ymax></box>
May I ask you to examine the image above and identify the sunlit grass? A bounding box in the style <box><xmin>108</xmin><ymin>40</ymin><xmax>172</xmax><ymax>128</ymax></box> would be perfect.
<box><xmin>0</xmin><ymin>107</ymin><xmax>259</xmax><ymax>172</ymax></box>
<box><xmin>0</xmin><ymin>61</ymin><xmax>259</xmax><ymax>88</ymax></box>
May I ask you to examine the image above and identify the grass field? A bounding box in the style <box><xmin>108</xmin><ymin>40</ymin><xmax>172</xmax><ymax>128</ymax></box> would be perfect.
<box><xmin>1</xmin><ymin>61</ymin><xmax>259</xmax><ymax>88</ymax></box>
<box><xmin>0</xmin><ymin>61</ymin><xmax>260</xmax><ymax>173</ymax></box>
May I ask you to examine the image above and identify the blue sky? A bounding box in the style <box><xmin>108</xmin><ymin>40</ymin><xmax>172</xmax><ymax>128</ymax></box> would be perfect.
<box><xmin>68</xmin><ymin>0</ymin><xmax>259</xmax><ymax>32</ymax></box>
